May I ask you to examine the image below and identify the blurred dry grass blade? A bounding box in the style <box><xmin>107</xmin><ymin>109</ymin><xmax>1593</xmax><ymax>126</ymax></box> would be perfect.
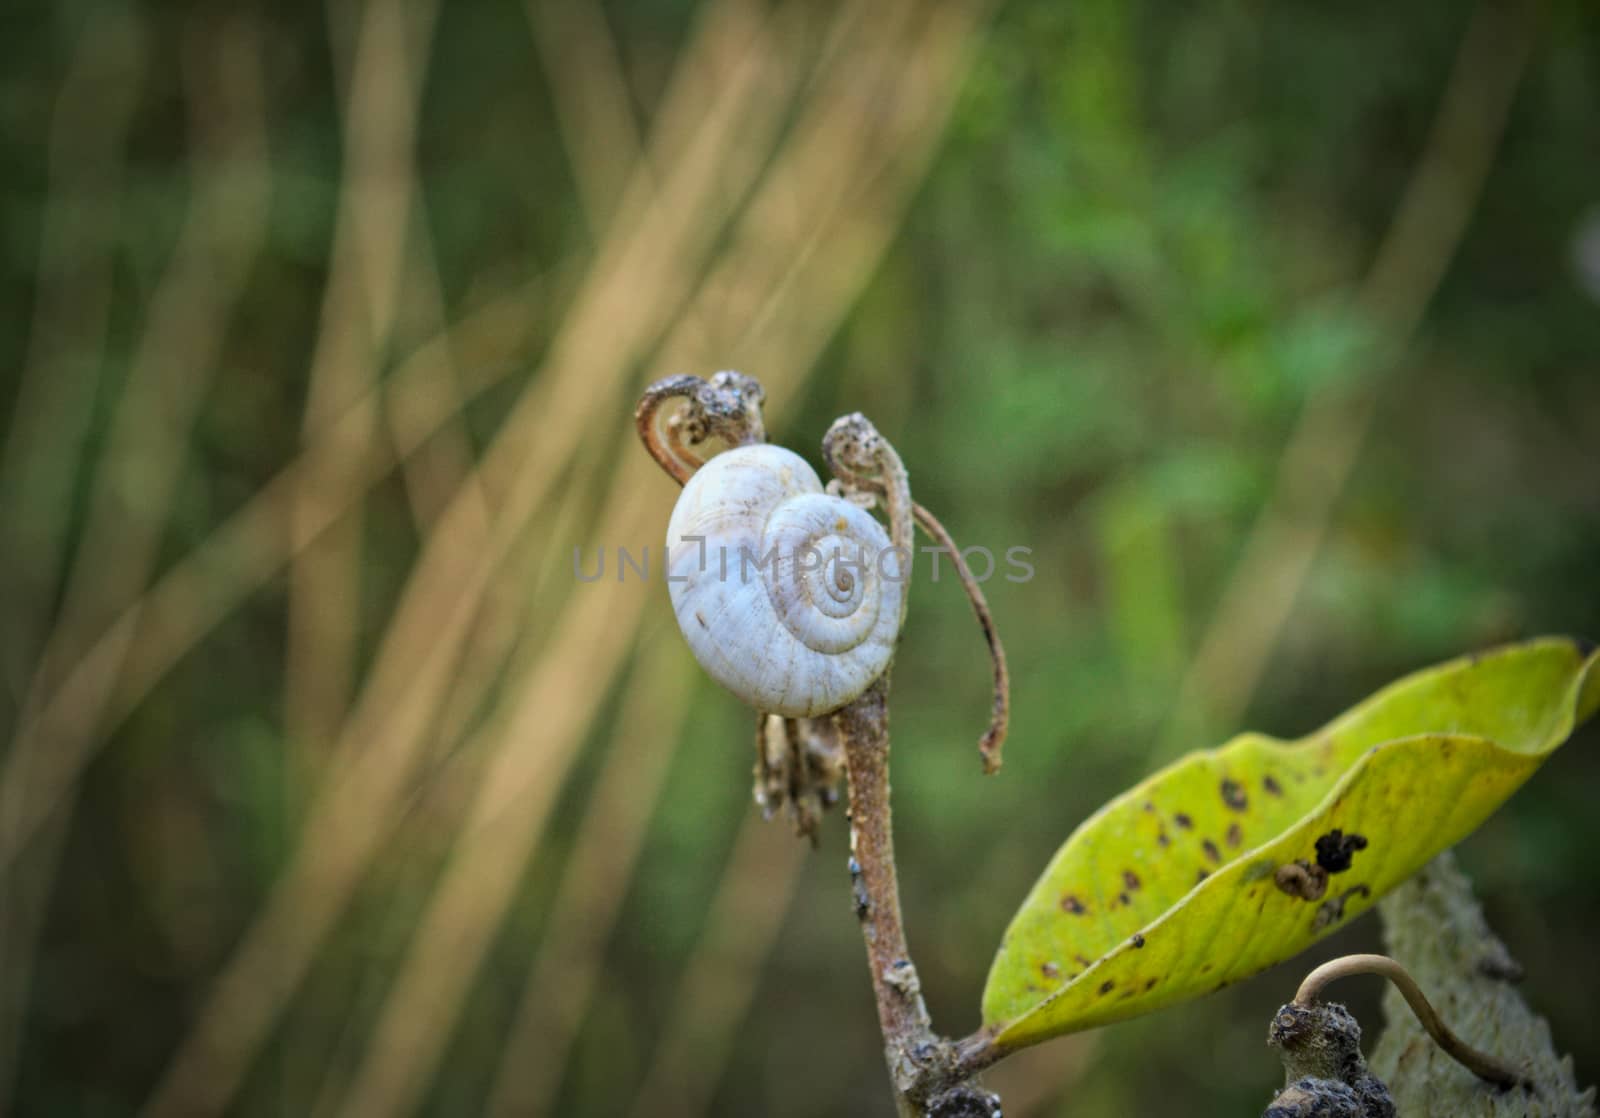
<box><xmin>626</xmin><ymin>815</ymin><xmax>810</xmax><ymax>1118</ymax></box>
<box><xmin>0</xmin><ymin>0</ymin><xmax>782</xmax><ymax>876</ymax></box>
<box><xmin>334</xmin><ymin>4</ymin><xmax>996</xmax><ymax>1115</ymax></box>
<box><xmin>525</xmin><ymin>0</ymin><xmax>643</xmax><ymax>231</ymax></box>
<box><xmin>0</xmin><ymin>7</ymin><xmax>271</xmax><ymax>1100</ymax></box>
<box><xmin>1159</xmin><ymin>0</ymin><xmax>1538</xmax><ymax>753</ymax></box>
<box><xmin>301</xmin><ymin>439</ymin><xmax>612</xmax><ymax>1118</ymax></box>
<box><xmin>285</xmin><ymin>0</ymin><xmax>441</xmax><ymax>780</ymax></box>
<box><xmin>280</xmin><ymin>0</ymin><xmax>450</xmax><ymax>1107</ymax></box>
<box><xmin>328</xmin><ymin>3</ymin><xmax>886</xmax><ymax>1108</ymax></box>
<box><xmin>0</xmin><ymin>285</ymin><xmax>541</xmax><ymax>875</ymax></box>
<box><xmin>138</xmin><ymin>2</ymin><xmax>824</xmax><ymax>1114</ymax></box>
<box><xmin>0</xmin><ymin>0</ymin><xmax>693</xmax><ymax>876</ymax></box>
<box><xmin>615</xmin><ymin>7</ymin><xmax>995</xmax><ymax>1117</ymax></box>
<box><xmin>383</xmin><ymin>225</ymin><xmax>487</xmax><ymax>533</ymax></box>
<box><xmin>0</xmin><ymin>10</ymin><xmax>143</xmax><ymax>682</ymax></box>
<box><xmin>459</xmin><ymin>10</ymin><xmax>662</xmax><ymax>1105</ymax></box>
<box><xmin>0</xmin><ymin>9</ymin><xmax>147</xmax><ymax>1105</ymax></box>
<box><xmin>723</xmin><ymin>0</ymin><xmax>992</xmax><ymax>418</ymax></box>
<box><xmin>483</xmin><ymin>633</ymin><xmax>694</xmax><ymax>1116</ymax></box>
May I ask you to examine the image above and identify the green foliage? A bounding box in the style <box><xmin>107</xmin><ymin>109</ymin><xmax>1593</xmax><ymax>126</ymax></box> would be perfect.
<box><xmin>984</xmin><ymin>639</ymin><xmax>1600</xmax><ymax>1048</ymax></box>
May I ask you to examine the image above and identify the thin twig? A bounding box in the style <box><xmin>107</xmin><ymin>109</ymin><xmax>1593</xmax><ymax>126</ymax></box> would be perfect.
<box><xmin>912</xmin><ymin>501</ymin><xmax>1009</xmax><ymax>774</ymax></box>
<box><xmin>1295</xmin><ymin>953</ymin><xmax>1531</xmax><ymax>1091</ymax></box>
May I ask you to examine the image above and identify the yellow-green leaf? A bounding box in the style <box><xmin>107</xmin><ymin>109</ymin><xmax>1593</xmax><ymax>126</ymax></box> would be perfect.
<box><xmin>981</xmin><ymin>637</ymin><xmax>1600</xmax><ymax>1052</ymax></box>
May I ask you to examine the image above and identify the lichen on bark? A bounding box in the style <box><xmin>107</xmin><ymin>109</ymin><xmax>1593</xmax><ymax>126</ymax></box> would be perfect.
<box><xmin>1372</xmin><ymin>850</ymin><xmax>1596</xmax><ymax>1117</ymax></box>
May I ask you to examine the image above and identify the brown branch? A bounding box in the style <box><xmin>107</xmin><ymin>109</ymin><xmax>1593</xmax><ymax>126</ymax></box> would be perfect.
<box><xmin>838</xmin><ymin>678</ymin><xmax>934</xmax><ymax>1117</ymax></box>
<box><xmin>837</xmin><ymin>677</ymin><xmax>1002</xmax><ymax>1117</ymax></box>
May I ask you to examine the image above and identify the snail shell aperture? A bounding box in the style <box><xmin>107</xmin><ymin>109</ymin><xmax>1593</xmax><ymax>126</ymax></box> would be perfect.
<box><xmin>665</xmin><ymin>444</ymin><xmax>906</xmax><ymax>717</ymax></box>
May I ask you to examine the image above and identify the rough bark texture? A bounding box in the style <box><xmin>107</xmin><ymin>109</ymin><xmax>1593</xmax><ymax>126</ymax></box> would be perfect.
<box><xmin>837</xmin><ymin>678</ymin><xmax>1002</xmax><ymax>1117</ymax></box>
<box><xmin>838</xmin><ymin>678</ymin><xmax>936</xmax><ymax>1118</ymax></box>
<box><xmin>1266</xmin><ymin>1001</ymin><xmax>1395</xmax><ymax>1117</ymax></box>
<box><xmin>1372</xmin><ymin>851</ymin><xmax>1596</xmax><ymax>1116</ymax></box>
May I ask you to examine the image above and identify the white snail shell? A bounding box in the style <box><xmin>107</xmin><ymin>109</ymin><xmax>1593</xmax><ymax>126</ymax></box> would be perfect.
<box><xmin>666</xmin><ymin>444</ymin><xmax>906</xmax><ymax>717</ymax></box>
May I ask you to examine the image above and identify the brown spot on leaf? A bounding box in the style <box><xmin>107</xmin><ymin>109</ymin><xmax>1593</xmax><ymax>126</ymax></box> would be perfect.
<box><xmin>1226</xmin><ymin>822</ymin><xmax>1243</xmax><ymax>848</ymax></box>
<box><xmin>1157</xmin><ymin>829</ymin><xmax>1171</xmax><ymax>848</ymax></box>
<box><xmin>1220</xmin><ymin>778</ymin><xmax>1248</xmax><ymax>811</ymax></box>
<box><xmin>1131</xmin><ymin>933</ymin><xmax>1145</xmax><ymax>948</ymax></box>
<box><xmin>1145</xmin><ymin>978</ymin><xmax>1159</xmax><ymax>991</ymax></box>
<box><xmin>1041</xmin><ymin>961</ymin><xmax>1061</xmax><ymax>980</ymax></box>
<box><xmin>1202</xmin><ymin>839</ymin><xmax>1221</xmax><ymax>863</ymax></box>
<box><xmin>1313</xmin><ymin>884</ymin><xmax>1372</xmax><ymax>932</ymax></box>
<box><xmin>1313</xmin><ymin>898</ymin><xmax>1340</xmax><ymax>931</ymax></box>
<box><xmin>1262</xmin><ymin>774</ymin><xmax>1284</xmax><ymax>796</ymax></box>
<box><xmin>1315</xmin><ymin>829</ymin><xmax>1368</xmax><ymax>874</ymax></box>
<box><xmin>1196</xmin><ymin>868</ymin><xmax>1209</xmax><ymax>883</ymax></box>
<box><xmin>1123</xmin><ymin>869</ymin><xmax>1141</xmax><ymax>891</ymax></box>
<box><xmin>1075</xmin><ymin>954</ymin><xmax>1092</xmax><ymax>969</ymax></box>
<box><xmin>1274</xmin><ymin>860</ymin><xmax>1328</xmax><ymax>901</ymax></box>
<box><xmin>1174</xmin><ymin>812</ymin><xmax>1194</xmax><ymax>830</ymax></box>
<box><xmin>1098</xmin><ymin>980</ymin><xmax>1115</xmax><ymax>996</ymax></box>
<box><xmin>1116</xmin><ymin>892</ymin><xmax>1131</xmax><ymax>908</ymax></box>
<box><xmin>1060</xmin><ymin>894</ymin><xmax>1087</xmax><ymax>915</ymax></box>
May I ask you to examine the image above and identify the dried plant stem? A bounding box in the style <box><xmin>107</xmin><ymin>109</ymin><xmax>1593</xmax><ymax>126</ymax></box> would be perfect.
<box><xmin>835</xmin><ymin>675</ymin><xmax>1002</xmax><ymax>1116</ymax></box>
<box><xmin>837</xmin><ymin>679</ymin><xmax>937</xmax><ymax>1118</ymax></box>
<box><xmin>637</xmin><ymin>379</ymin><xmax>1011</xmax><ymax>1113</ymax></box>
<box><xmin>912</xmin><ymin>501</ymin><xmax>1009</xmax><ymax>773</ymax></box>
<box><xmin>1295</xmin><ymin>953</ymin><xmax>1529</xmax><ymax>1090</ymax></box>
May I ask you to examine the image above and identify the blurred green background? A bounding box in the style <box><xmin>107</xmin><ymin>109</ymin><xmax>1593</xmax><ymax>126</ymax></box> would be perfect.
<box><xmin>2</xmin><ymin>0</ymin><xmax>1598</xmax><ymax>1115</ymax></box>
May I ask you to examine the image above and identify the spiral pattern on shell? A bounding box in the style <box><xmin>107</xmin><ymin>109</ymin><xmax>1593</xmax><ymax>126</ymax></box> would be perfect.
<box><xmin>665</xmin><ymin>444</ymin><xmax>906</xmax><ymax>717</ymax></box>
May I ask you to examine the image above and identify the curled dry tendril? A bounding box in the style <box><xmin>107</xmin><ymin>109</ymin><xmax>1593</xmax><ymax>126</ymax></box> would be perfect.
<box><xmin>633</xmin><ymin>371</ymin><xmax>767</xmax><ymax>484</ymax></box>
<box><xmin>823</xmin><ymin>413</ymin><xmax>1009</xmax><ymax>773</ymax></box>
